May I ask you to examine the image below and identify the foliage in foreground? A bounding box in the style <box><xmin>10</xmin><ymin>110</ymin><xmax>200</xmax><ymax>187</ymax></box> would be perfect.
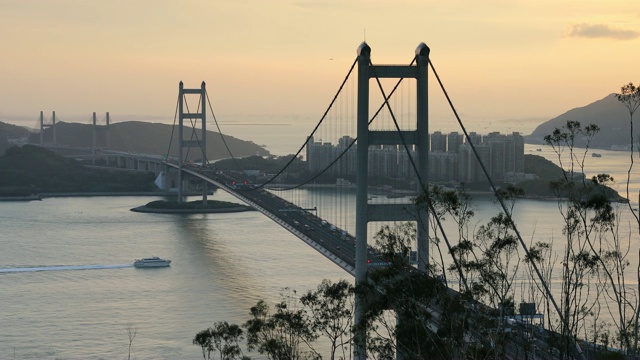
<box><xmin>194</xmin><ymin>84</ymin><xmax>640</xmax><ymax>359</ymax></box>
<box><xmin>194</xmin><ymin>280</ymin><xmax>354</xmax><ymax>360</ymax></box>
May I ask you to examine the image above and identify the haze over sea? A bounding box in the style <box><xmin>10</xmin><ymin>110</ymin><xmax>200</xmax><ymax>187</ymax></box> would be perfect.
<box><xmin>2</xmin><ymin>120</ymin><xmax>639</xmax><ymax>359</ymax></box>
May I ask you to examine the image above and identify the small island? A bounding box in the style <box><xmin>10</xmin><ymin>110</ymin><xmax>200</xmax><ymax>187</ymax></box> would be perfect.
<box><xmin>131</xmin><ymin>199</ymin><xmax>254</xmax><ymax>214</ymax></box>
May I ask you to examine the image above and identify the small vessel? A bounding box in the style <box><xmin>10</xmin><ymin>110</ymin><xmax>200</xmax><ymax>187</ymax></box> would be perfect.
<box><xmin>592</xmin><ymin>153</ymin><xmax>602</xmax><ymax>158</ymax></box>
<box><xmin>134</xmin><ymin>257</ymin><xmax>171</xmax><ymax>268</ymax></box>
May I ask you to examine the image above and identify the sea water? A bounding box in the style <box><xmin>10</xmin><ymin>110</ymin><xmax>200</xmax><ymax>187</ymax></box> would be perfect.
<box><xmin>3</xmin><ymin>121</ymin><xmax>640</xmax><ymax>359</ymax></box>
<box><xmin>0</xmin><ymin>194</ymin><xmax>347</xmax><ymax>359</ymax></box>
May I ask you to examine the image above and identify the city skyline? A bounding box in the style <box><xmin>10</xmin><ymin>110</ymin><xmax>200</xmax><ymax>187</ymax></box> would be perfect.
<box><xmin>306</xmin><ymin>130</ymin><xmax>525</xmax><ymax>184</ymax></box>
<box><xmin>1</xmin><ymin>1</ymin><xmax>638</xmax><ymax>132</ymax></box>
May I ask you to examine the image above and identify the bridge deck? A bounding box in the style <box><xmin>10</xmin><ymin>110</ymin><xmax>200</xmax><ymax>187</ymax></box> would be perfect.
<box><xmin>166</xmin><ymin>163</ymin><xmax>390</xmax><ymax>276</ymax></box>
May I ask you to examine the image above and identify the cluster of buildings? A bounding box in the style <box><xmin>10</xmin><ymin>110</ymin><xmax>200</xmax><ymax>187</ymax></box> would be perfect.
<box><xmin>306</xmin><ymin>131</ymin><xmax>526</xmax><ymax>184</ymax></box>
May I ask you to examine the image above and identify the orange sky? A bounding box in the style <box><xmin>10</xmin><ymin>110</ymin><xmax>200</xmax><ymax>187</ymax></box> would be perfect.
<box><xmin>0</xmin><ymin>0</ymin><xmax>638</xmax><ymax>131</ymax></box>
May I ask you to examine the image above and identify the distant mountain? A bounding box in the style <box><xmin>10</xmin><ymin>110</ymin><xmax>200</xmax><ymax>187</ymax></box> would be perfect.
<box><xmin>0</xmin><ymin>121</ymin><xmax>33</xmax><ymax>155</ymax></box>
<box><xmin>0</xmin><ymin>121</ymin><xmax>32</xmax><ymax>138</ymax></box>
<box><xmin>526</xmin><ymin>94</ymin><xmax>632</xmax><ymax>150</ymax></box>
<box><xmin>28</xmin><ymin>121</ymin><xmax>269</xmax><ymax>161</ymax></box>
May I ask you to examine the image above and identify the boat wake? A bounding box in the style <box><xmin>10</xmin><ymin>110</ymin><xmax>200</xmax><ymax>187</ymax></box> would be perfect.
<box><xmin>0</xmin><ymin>264</ymin><xmax>134</xmax><ymax>273</ymax></box>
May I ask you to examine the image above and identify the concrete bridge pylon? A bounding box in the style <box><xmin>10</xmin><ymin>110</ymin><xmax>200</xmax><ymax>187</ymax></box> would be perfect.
<box><xmin>353</xmin><ymin>42</ymin><xmax>430</xmax><ymax>360</ymax></box>
<box><xmin>39</xmin><ymin>111</ymin><xmax>57</xmax><ymax>146</ymax></box>
<box><xmin>177</xmin><ymin>81</ymin><xmax>208</xmax><ymax>204</ymax></box>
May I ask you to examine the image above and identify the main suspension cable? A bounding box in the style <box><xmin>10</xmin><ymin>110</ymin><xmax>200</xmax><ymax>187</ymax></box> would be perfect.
<box><xmin>270</xmin><ymin>63</ymin><xmax>412</xmax><ymax>192</ymax></box>
<box><xmin>429</xmin><ymin>59</ymin><xmax>582</xmax><ymax>358</ymax></box>
<box><xmin>165</xmin><ymin>95</ymin><xmax>181</xmax><ymax>160</ymax></box>
<box><xmin>250</xmin><ymin>57</ymin><xmax>359</xmax><ymax>190</ymax></box>
<box><xmin>206</xmin><ymin>90</ymin><xmax>246</xmax><ymax>176</ymax></box>
<box><xmin>368</xmin><ymin>61</ymin><xmax>470</xmax><ymax>293</ymax></box>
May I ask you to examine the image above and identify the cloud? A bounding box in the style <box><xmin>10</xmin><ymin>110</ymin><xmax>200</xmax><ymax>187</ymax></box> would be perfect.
<box><xmin>565</xmin><ymin>23</ymin><xmax>639</xmax><ymax>40</ymax></box>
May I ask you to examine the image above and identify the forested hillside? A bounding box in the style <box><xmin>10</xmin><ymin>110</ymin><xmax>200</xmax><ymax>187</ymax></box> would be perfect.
<box><xmin>0</xmin><ymin>145</ymin><xmax>156</xmax><ymax>196</ymax></box>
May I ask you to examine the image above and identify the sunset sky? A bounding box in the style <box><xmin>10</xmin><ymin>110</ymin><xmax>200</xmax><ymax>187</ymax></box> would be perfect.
<box><xmin>1</xmin><ymin>0</ymin><xmax>638</xmax><ymax>132</ymax></box>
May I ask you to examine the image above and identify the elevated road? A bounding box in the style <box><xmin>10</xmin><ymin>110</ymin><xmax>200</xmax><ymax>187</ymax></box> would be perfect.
<box><xmin>165</xmin><ymin>162</ymin><xmax>389</xmax><ymax>276</ymax></box>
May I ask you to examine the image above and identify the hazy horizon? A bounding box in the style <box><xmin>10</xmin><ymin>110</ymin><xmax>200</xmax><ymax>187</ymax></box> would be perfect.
<box><xmin>0</xmin><ymin>111</ymin><xmax>550</xmax><ymax>137</ymax></box>
<box><xmin>1</xmin><ymin>1</ymin><xmax>638</xmax><ymax>133</ymax></box>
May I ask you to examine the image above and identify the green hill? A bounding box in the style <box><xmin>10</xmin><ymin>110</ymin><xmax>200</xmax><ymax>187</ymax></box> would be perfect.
<box><xmin>0</xmin><ymin>145</ymin><xmax>156</xmax><ymax>196</ymax></box>
<box><xmin>29</xmin><ymin>121</ymin><xmax>269</xmax><ymax>161</ymax></box>
<box><xmin>523</xmin><ymin>154</ymin><xmax>564</xmax><ymax>180</ymax></box>
<box><xmin>0</xmin><ymin>121</ymin><xmax>32</xmax><ymax>138</ymax></box>
<box><xmin>518</xmin><ymin>154</ymin><xmax>623</xmax><ymax>201</ymax></box>
<box><xmin>0</xmin><ymin>121</ymin><xmax>33</xmax><ymax>156</ymax></box>
<box><xmin>526</xmin><ymin>94</ymin><xmax>632</xmax><ymax>150</ymax></box>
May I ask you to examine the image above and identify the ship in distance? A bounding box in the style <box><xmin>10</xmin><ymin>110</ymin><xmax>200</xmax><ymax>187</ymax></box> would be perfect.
<box><xmin>133</xmin><ymin>256</ymin><xmax>171</xmax><ymax>268</ymax></box>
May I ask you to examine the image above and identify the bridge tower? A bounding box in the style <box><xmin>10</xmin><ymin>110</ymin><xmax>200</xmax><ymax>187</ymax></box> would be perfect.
<box><xmin>177</xmin><ymin>81</ymin><xmax>207</xmax><ymax>203</ymax></box>
<box><xmin>106</xmin><ymin>112</ymin><xmax>110</xmax><ymax>149</ymax></box>
<box><xmin>92</xmin><ymin>112</ymin><xmax>97</xmax><ymax>165</ymax></box>
<box><xmin>354</xmin><ymin>42</ymin><xmax>430</xmax><ymax>360</ymax></box>
<box><xmin>39</xmin><ymin>111</ymin><xmax>57</xmax><ymax>146</ymax></box>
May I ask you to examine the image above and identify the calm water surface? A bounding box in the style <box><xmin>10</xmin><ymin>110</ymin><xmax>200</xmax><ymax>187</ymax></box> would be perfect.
<box><xmin>2</xmin><ymin>124</ymin><xmax>640</xmax><ymax>359</ymax></box>
<box><xmin>0</xmin><ymin>193</ymin><xmax>346</xmax><ymax>360</ymax></box>
<box><xmin>2</xmin><ymin>191</ymin><xmax>638</xmax><ymax>359</ymax></box>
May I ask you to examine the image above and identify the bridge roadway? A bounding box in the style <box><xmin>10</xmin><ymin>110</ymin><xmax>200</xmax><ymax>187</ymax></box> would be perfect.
<box><xmin>167</xmin><ymin>164</ymin><xmax>584</xmax><ymax>358</ymax></box>
<box><xmin>165</xmin><ymin>163</ymin><xmax>389</xmax><ymax>276</ymax></box>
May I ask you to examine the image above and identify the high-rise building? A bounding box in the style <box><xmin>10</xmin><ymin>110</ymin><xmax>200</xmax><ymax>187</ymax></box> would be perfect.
<box><xmin>513</xmin><ymin>132</ymin><xmax>525</xmax><ymax>174</ymax></box>
<box><xmin>447</xmin><ymin>132</ymin><xmax>463</xmax><ymax>154</ymax></box>
<box><xmin>473</xmin><ymin>144</ymin><xmax>492</xmax><ymax>183</ymax></box>
<box><xmin>467</xmin><ymin>132</ymin><xmax>482</xmax><ymax>147</ymax></box>
<box><xmin>484</xmin><ymin>132</ymin><xmax>506</xmax><ymax>182</ymax></box>
<box><xmin>431</xmin><ymin>131</ymin><xmax>447</xmax><ymax>152</ymax></box>
<box><xmin>307</xmin><ymin>131</ymin><xmax>525</xmax><ymax>185</ymax></box>
<box><xmin>457</xmin><ymin>143</ymin><xmax>473</xmax><ymax>183</ymax></box>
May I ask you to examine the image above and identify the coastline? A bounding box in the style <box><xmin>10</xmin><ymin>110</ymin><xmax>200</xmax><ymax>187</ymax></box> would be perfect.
<box><xmin>130</xmin><ymin>205</ymin><xmax>255</xmax><ymax>214</ymax></box>
<box><xmin>0</xmin><ymin>191</ymin><xmax>257</xmax><ymax>213</ymax></box>
<box><xmin>0</xmin><ymin>191</ymin><xmax>202</xmax><ymax>201</ymax></box>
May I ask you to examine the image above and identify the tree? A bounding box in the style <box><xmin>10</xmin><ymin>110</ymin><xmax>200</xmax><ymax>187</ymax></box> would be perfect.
<box><xmin>543</xmin><ymin>120</ymin><xmax>638</xmax><ymax>358</ymax></box>
<box><xmin>193</xmin><ymin>328</ymin><xmax>213</xmax><ymax>360</ymax></box>
<box><xmin>355</xmin><ymin>222</ymin><xmax>493</xmax><ymax>360</ymax></box>
<box><xmin>211</xmin><ymin>321</ymin><xmax>246</xmax><ymax>360</ymax></box>
<box><xmin>196</xmin><ymin>283</ymin><xmax>356</xmax><ymax>360</ymax></box>
<box><xmin>244</xmin><ymin>291</ymin><xmax>317</xmax><ymax>360</ymax></box>
<box><xmin>616</xmin><ymin>82</ymin><xmax>640</xmax><ymax>358</ymax></box>
<box><xmin>615</xmin><ymin>83</ymin><xmax>640</xmax><ymax>227</ymax></box>
<box><xmin>300</xmin><ymin>279</ymin><xmax>354</xmax><ymax>360</ymax></box>
<box><xmin>126</xmin><ymin>323</ymin><xmax>137</xmax><ymax>360</ymax></box>
<box><xmin>193</xmin><ymin>322</ymin><xmax>247</xmax><ymax>360</ymax></box>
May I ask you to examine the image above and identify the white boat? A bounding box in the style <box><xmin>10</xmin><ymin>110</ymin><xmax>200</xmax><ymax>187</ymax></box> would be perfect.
<box><xmin>134</xmin><ymin>257</ymin><xmax>171</xmax><ymax>268</ymax></box>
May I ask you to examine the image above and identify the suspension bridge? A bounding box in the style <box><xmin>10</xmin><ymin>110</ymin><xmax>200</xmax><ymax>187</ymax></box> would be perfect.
<box><xmin>29</xmin><ymin>42</ymin><xmax>594</xmax><ymax>359</ymax></box>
